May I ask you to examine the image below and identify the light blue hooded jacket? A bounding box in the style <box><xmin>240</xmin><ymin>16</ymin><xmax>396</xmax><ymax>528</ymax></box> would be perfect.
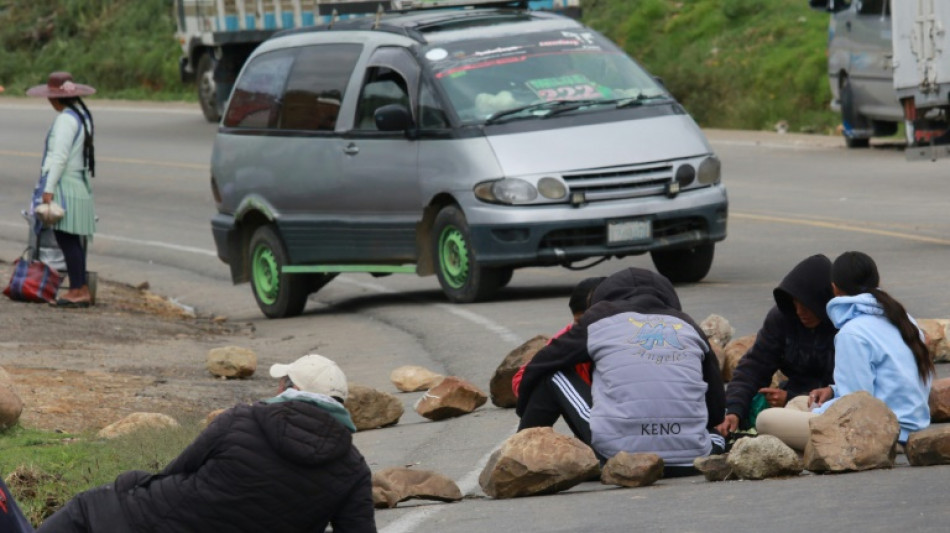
<box><xmin>814</xmin><ymin>293</ymin><xmax>931</xmax><ymax>442</ymax></box>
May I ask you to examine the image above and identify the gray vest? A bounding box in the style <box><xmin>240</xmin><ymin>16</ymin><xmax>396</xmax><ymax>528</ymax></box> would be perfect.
<box><xmin>588</xmin><ymin>311</ymin><xmax>711</xmax><ymax>466</ymax></box>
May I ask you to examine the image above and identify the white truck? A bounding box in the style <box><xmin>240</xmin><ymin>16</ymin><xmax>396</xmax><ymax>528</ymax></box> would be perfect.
<box><xmin>173</xmin><ymin>0</ymin><xmax>582</xmax><ymax>122</ymax></box>
<box><xmin>811</xmin><ymin>0</ymin><xmax>949</xmax><ymax>159</ymax></box>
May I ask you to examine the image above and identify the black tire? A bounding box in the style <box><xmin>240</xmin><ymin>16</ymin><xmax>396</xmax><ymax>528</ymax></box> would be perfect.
<box><xmin>650</xmin><ymin>243</ymin><xmax>715</xmax><ymax>283</ymax></box>
<box><xmin>432</xmin><ymin>206</ymin><xmax>500</xmax><ymax>303</ymax></box>
<box><xmin>840</xmin><ymin>77</ymin><xmax>870</xmax><ymax>149</ymax></box>
<box><xmin>197</xmin><ymin>54</ymin><xmax>221</xmax><ymax>123</ymax></box>
<box><xmin>248</xmin><ymin>225</ymin><xmax>309</xmax><ymax>318</ymax></box>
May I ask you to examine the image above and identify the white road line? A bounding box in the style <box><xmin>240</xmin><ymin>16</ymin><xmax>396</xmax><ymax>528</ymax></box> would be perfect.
<box><xmin>379</xmin><ymin>439</ymin><xmax>501</xmax><ymax>533</ymax></box>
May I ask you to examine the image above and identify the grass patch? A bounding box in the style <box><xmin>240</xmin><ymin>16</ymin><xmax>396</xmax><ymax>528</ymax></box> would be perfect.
<box><xmin>0</xmin><ymin>422</ymin><xmax>203</xmax><ymax>527</ymax></box>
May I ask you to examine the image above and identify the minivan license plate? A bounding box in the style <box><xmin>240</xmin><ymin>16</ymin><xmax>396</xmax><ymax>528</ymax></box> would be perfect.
<box><xmin>607</xmin><ymin>219</ymin><xmax>652</xmax><ymax>245</ymax></box>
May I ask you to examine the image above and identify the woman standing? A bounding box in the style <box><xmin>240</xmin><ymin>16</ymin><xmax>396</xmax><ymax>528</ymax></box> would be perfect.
<box><xmin>27</xmin><ymin>72</ymin><xmax>96</xmax><ymax>307</ymax></box>
<box><xmin>757</xmin><ymin>251</ymin><xmax>934</xmax><ymax>449</ymax></box>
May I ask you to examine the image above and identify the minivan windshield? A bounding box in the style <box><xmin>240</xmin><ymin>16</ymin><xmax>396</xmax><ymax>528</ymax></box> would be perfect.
<box><xmin>423</xmin><ymin>29</ymin><xmax>668</xmax><ymax>125</ymax></box>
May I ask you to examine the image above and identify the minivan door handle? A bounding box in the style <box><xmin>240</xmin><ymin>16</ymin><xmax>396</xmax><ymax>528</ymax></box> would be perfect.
<box><xmin>343</xmin><ymin>143</ymin><xmax>360</xmax><ymax>156</ymax></box>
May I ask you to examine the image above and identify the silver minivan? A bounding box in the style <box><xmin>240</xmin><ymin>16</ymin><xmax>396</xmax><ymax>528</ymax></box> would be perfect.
<box><xmin>210</xmin><ymin>4</ymin><xmax>728</xmax><ymax>318</ymax></box>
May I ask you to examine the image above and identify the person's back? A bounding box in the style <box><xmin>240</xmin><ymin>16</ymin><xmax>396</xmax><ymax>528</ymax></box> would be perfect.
<box><xmin>119</xmin><ymin>397</ymin><xmax>373</xmax><ymax>532</ymax></box>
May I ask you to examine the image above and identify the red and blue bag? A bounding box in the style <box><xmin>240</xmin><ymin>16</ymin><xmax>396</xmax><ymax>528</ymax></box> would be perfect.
<box><xmin>3</xmin><ymin>250</ymin><xmax>61</xmax><ymax>304</ymax></box>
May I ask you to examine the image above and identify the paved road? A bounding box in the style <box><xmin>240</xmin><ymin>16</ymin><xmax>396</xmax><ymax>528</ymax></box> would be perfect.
<box><xmin>1</xmin><ymin>99</ymin><xmax>949</xmax><ymax>532</ymax></box>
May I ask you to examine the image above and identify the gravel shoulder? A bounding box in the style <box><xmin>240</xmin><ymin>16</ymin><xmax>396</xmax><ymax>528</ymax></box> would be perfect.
<box><xmin>0</xmin><ymin>260</ymin><xmax>272</xmax><ymax>434</ymax></box>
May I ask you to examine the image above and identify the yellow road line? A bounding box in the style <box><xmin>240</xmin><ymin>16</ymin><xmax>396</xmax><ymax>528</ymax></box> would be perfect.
<box><xmin>734</xmin><ymin>212</ymin><xmax>950</xmax><ymax>246</ymax></box>
<box><xmin>0</xmin><ymin>150</ymin><xmax>207</xmax><ymax>170</ymax></box>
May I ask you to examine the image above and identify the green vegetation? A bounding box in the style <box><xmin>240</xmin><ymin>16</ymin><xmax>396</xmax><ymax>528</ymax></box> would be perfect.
<box><xmin>0</xmin><ymin>0</ymin><xmax>188</xmax><ymax>100</ymax></box>
<box><xmin>0</xmin><ymin>0</ymin><xmax>837</xmax><ymax>132</ymax></box>
<box><xmin>0</xmin><ymin>423</ymin><xmax>203</xmax><ymax>526</ymax></box>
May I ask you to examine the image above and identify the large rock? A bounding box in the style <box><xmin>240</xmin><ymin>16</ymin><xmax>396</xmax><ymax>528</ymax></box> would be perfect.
<box><xmin>346</xmin><ymin>384</ymin><xmax>403</xmax><ymax>430</ymax></box>
<box><xmin>700</xmin><ymin>314</ymin><xmax>735</xmax><ymax>348</ymax></box>
<box><xmin>804</xmin><ymin>391</ymin><xmax>899</xmax><ymax>473</ymax></box>
<box><xmin>722</xmin><ymin>334</ymin><xmax>756</xmax><ymax>382</ymax></box>
<box><xmin>905</xmin><ymin>426</ymin><xmax>950</xmax><ymax>466</ymax></box>
<box><xmin>415</xmin><ymin>376</ymin><xmax>487</xmax><ymax>421</ymax></box>
<box><xmin>694</xmin><ymin>454</ymin><xmax>733</xmax><ymax>482</ymax></box>
<box><xmin>489</xmin><ymin>335</ymin><xmax>550</xmax><ymax>408</ymax></box>
<box><xmin>0</xmin><ymin>367</ymin><xmax>24</xmax><ymax>429</ymax></box>
<box><xmin>478</xmin><ymin>427</ymin><xmax>599</xmax><ymax>499</ymax></box>
<box><xmin>727</xmin><ymin>435</ymin><xmax>803</xmax><ymax>480</ymax></box>
<box><xmin>206</xmin><ymin>346</ymin><xmax>257</xmax><ymax>378</ymax></box>
<box><xmin>928</xmin><ymin>377</ymin><xmax>950</xmax><ymax>422</ymax></box>
<box><xmin>600</xmin><ymin>452</ymin><xmax>663</xmax><ymax>488</ymax></box>
<box><xmin>371</xmin><ymin>467</ymin><xmax>462</xmax><ymax>508</ymax></box>
<box><xmin>390</xmin><ymin>365</ymin><xmax>443</xmax><ymax>393</ymax></box>
<box><xmin>917</xmin><ymin>318</ymin><xmax>950</xmax><ymax>363</ymax></box>
<box><xmin>97</xmin><ymin>412</ymin><xmax>180</xmax><ymax>439</ymax></box>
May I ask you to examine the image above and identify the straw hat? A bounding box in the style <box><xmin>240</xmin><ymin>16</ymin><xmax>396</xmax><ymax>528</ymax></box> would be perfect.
<box><xmin>26</xmin><ymin>71</ymin><xmax>96</xmax><ymax>98</ymax></box>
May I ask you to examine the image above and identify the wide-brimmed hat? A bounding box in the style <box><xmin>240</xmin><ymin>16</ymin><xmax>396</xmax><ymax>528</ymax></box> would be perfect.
<box><xmin>26</xmin><ymin>71</ymin><xmax>96</xmax><ymax>98</ymax></box>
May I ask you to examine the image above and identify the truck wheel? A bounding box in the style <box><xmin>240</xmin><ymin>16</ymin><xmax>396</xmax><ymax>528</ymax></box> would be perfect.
<box><xmin>432</xmin><ymin>206</ymin><xmax>500</xmax><ymax>303</ymax></box>
<box><xmin>650</xmin><ymin>243</ymin><xmax>714</xmax><ymax>283</ymax></box>
<box><xmin>197</xmin><ymin>54</ymin><xmax>221</xmax><ymax>123</ymax></box>
<box><xmin>249</xmin><ymin>225</ymin><xmax>308</xmax><ymax>318</ymax></box>
<box><xmin>840</xmin><ymin>77</ymin><xmax>870</xmax><ymax>148</ymax></box>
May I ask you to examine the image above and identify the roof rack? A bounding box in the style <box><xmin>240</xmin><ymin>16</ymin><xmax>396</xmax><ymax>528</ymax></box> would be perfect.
<box><xmin>392</xmin><ymin>0</ymin><xmax>529</xmax><ymax>10</ymax></box>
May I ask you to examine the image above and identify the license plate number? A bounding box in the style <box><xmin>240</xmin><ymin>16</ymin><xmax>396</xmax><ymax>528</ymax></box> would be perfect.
<box><xmin>607</xmin><ymin>219</ymin><xmax>652</xmax><ymax>245</ymax></box>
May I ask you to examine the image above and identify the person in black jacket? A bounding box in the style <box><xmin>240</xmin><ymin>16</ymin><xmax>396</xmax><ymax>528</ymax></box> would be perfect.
<box><xmin>0</xmin><ymin>476</ymin><xmax>34</xmax><ymax>532</ymax></box>
<box><xmin>516</xmin><ymin>267</ymin><xmax>726</xmax><ymax>477</ymax></box>
<box><xmin>715</xmin><ymin>254</ymin><xmax>837</xmax><ymax>437</ymax></box>
<box><xmin>37</xmin><ymin>354</ymin><xmax>376</xmax><ymax>533</ymax></box>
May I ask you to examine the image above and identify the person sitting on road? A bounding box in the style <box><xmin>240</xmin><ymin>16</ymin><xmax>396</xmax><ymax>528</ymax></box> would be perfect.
<box><xmin>756</xmin><ymin>251</ymin><xmax>934</xmax><ymax>450</ymax></box>
<box><xmin>516</xmin><ymin>267</ymin><xmax>726</xmax><ymax>477</ymax></box>
<box><xmin>715</xmin><ymin>254</ymin><xmax>837</xmax><ymax>438</ymax></box>
<box><xmin>37</xmin><ymin>354</ymin><xmax>376</xmax><ymax>533</ymax></box>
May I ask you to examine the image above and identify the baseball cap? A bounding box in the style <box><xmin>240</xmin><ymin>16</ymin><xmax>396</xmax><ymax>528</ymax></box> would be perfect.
<box><xmin>269</xmin><ymin>353</ymin><xmax>348</xmax><ymax>402</ymax></box>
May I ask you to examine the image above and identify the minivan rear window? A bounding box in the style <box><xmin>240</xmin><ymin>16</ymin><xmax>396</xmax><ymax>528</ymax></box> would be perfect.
<box><xmin>224</xmin><ymin>43</ymin><xmax>363</xmax><ymax>130</ymax></box>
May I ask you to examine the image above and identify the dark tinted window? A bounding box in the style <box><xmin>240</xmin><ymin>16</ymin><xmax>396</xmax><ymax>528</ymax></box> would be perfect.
<box><xmin>355</xmin><ymin>67</ymin><xmax>410</xmax><ymax>130</ymax></box>
<box><xmin>279</xmin><ymin>44</ymin><xmax>363</xmax><ymax>131</ymax></box>
<box><xmin>419</xmin><ymin>82</ymin><xmax>449</xmax><ymax>129</ymax></box>
<box><xmin>858</xmin><ymin>0</ymin><xmax>884</xmax><ymax>15</ymax></box>
<box><xmin>224</xmin><ymin>51</ymin><xmax>293</xmax><ymax>128</ymax></box>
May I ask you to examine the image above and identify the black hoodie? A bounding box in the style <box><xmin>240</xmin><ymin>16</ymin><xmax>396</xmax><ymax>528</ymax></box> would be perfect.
<box><xmin>725</xmin><ymin>254</ymin><xmax>837</xmax><ymax>421</ymax></box>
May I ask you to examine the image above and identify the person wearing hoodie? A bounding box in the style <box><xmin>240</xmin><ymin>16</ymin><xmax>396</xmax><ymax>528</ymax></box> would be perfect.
<box><xmin>37</xmin><ymin>354</ymin><xmax>376</xmax><ymax>533</ymax></box>
<box><xmin>714</xmin><ymin>254</ymin><xmax>838</xmax><ymax>438</ymax></box>
<box><xmin>757</xmin><ymin>251</ymin><xmax>933</xmax><ymax>450</ymax></box>
<box><xmin>516</xmin><ymin>267</ymin><xmax>726</xmax><ymax>476</ymax></box>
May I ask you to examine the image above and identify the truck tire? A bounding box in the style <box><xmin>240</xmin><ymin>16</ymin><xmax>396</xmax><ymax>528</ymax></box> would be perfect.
<box><xmin>650</xmin><ymin>243</ymin><xmax>714</xmax><ymax>283</ymax></box>
<box><xmin>249</xmin><ymin>225</ymin><xmax>309</xmax><ymax>318</ymax></box>
<box><xmin>432</xmin><ymin>206</ymin><xmax>501</xmax><ymax>303</ymax></box>
<box><xmin>197</xmin><ymin>54</ymin><xmax>221</xmax><ymax>123</ymax></box>
<box><xmin>840</xmin><ymin>77</ymin><xmax>870</xmax><ymax>148</ymax></box>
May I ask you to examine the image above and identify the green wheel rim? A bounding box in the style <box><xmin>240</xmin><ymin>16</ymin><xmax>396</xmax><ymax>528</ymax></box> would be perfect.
<box><xmin>438</xmin><ymin>225</ymin><xmax>469</xmax><ymax>289</ymax></box>
<box><xmin>252</xmin><ymin>243</ymin><xmax>280</xmax><ymax>305</ymax></box>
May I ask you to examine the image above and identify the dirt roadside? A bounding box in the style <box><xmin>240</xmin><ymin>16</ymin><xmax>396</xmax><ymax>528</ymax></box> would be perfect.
<box><xmin>0</xmin><ymin>259</ymin><xmax>274</xmax><ymax>434</ymax></box>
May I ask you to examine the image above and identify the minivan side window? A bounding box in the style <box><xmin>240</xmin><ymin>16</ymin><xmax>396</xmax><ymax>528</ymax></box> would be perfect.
<box><xmin>355</xmin><ymin>67</ymin><xmax>410</xmax><ymax>130</ymax></box>
<box><xmin>279</xmin><ymin>44</ymin><xmax>363</xmax><ymax>131</ymax></box>
<box><xmin>223</xmin><ymin>51</ymin><xmax>294</xmax><ymax>129</ymax></box>
<box><xmin>419</xmin><ymin>82</ymin><xmax>449</xmax><ymax>130</ymax></box>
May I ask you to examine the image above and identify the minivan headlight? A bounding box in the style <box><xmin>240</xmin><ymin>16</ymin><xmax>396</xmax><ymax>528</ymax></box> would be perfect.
<box><xmin>474</xmin><ymin>178</ymin><xmax>538</xmax><ymax>204</ymax></box>
<box><xmin>697</xmin><ymin>156</ymin><xmax>721</xmax><ymax>185</ymax></box>
<box><xmin>537</xmin><ymin>177</ymin><xmax>567</xmax><ymax>200</ymax></box>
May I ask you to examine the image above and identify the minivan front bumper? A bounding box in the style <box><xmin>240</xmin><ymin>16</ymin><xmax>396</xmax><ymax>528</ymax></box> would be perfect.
<box><xmin>463</xmin><ymin>186</ymin><xmax>728</xmax><ymax>266</ymax></box>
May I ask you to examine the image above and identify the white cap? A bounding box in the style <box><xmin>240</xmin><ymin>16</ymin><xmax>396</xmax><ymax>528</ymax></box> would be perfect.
<box><xmin>269</xmin><ymin>353</ymin><xmax>348</xmax><ymax>402</ymax></box>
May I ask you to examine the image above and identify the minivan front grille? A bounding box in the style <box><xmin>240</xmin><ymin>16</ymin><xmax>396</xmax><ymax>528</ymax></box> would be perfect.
<box><xmin>562</xmin><ymin>164</ymin><xmax>674</xmax><ymax>202</ymax></box>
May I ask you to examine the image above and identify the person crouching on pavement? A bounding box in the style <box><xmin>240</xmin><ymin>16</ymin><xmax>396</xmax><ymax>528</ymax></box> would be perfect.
<box><xmin>37</xmin><ymin>353</ymin><xmax>377</xmax><ymax>533</ymax></box>
<box><xmin>516</xmin><ymin>267</ymin><xmax>727</xmax><ymax>477</ymax></box>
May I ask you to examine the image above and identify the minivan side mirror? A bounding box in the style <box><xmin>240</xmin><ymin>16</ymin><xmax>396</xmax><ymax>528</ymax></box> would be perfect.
<box><xmin>375</xmin><ymin>104</ymin><xmax>414</xmax><ymax>133</ymax></box>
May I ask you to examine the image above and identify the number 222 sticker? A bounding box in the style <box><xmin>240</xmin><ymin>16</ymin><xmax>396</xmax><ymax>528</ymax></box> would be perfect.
<box><xmin>534</xmin><ymin>84</ymin><xmax>600</xmax><ymax>101</ymax></box>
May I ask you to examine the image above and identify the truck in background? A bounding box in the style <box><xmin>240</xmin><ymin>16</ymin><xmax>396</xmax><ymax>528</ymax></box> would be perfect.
<box><xmin>173</xmin><ymin>0</ymin><xmax>582</xmax><ymax>122</ymax></box>
<box><xmin>810</xmin><ymin>0</ymin><xmax>949</xmax><ymax>159</ymax></box>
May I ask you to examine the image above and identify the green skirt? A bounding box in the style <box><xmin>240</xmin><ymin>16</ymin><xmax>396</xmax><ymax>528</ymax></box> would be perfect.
<box><xmin>52</xmin><ymin>172</ymin><xmax>96</xmax><ymax>237</ymax></box>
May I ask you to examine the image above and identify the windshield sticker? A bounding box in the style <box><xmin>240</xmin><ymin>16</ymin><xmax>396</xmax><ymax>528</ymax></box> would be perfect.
<box><xmin>425</xmin><ymin>48</ymin><xmax>448</xmax><ymax>61</ymax></box>
<box><xmin>435</xmin><ymin>55</ymin><xmax>527</xmax><ymax>79</ymax></box>
<box><xmin>538</xmin><ymin>39</ymin><xmax>581</xmax><ymax>47</ymax></box>
<box><xmin>473</xmin><ymin>46</ymin><xmax>523</xmax><ymax>57</ymax></box>
<box><xmin>526</xmin><ymin>74</ymin><xmax>606</xmax><ymax>101</ymax></box>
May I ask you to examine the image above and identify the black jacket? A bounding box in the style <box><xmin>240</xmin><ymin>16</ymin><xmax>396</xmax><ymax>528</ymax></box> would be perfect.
<box><xmin>516</xmin><ymin>268</ymin><xmax>726</xmax><ymax>432</ymax></box>
<box><xmin>117</xmin><ymin>398</ymin><xmax>375</xmax><ymax>533</ymax></box>
<box><xmin>725</xmin><ymin>254</ymin><xmax>837</xmax><ymax>421</ymax></box>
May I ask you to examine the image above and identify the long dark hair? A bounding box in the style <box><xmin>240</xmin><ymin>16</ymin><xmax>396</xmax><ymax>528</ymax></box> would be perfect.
<box><xmin>58</xmin><ymin>97</ymin><xmax>95</xmax><ymax>177</ymax></box>
<box><xmin>832</xmin><ymin>251</ymin><xmax>934</xmax><ymax>382</ymax></box>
